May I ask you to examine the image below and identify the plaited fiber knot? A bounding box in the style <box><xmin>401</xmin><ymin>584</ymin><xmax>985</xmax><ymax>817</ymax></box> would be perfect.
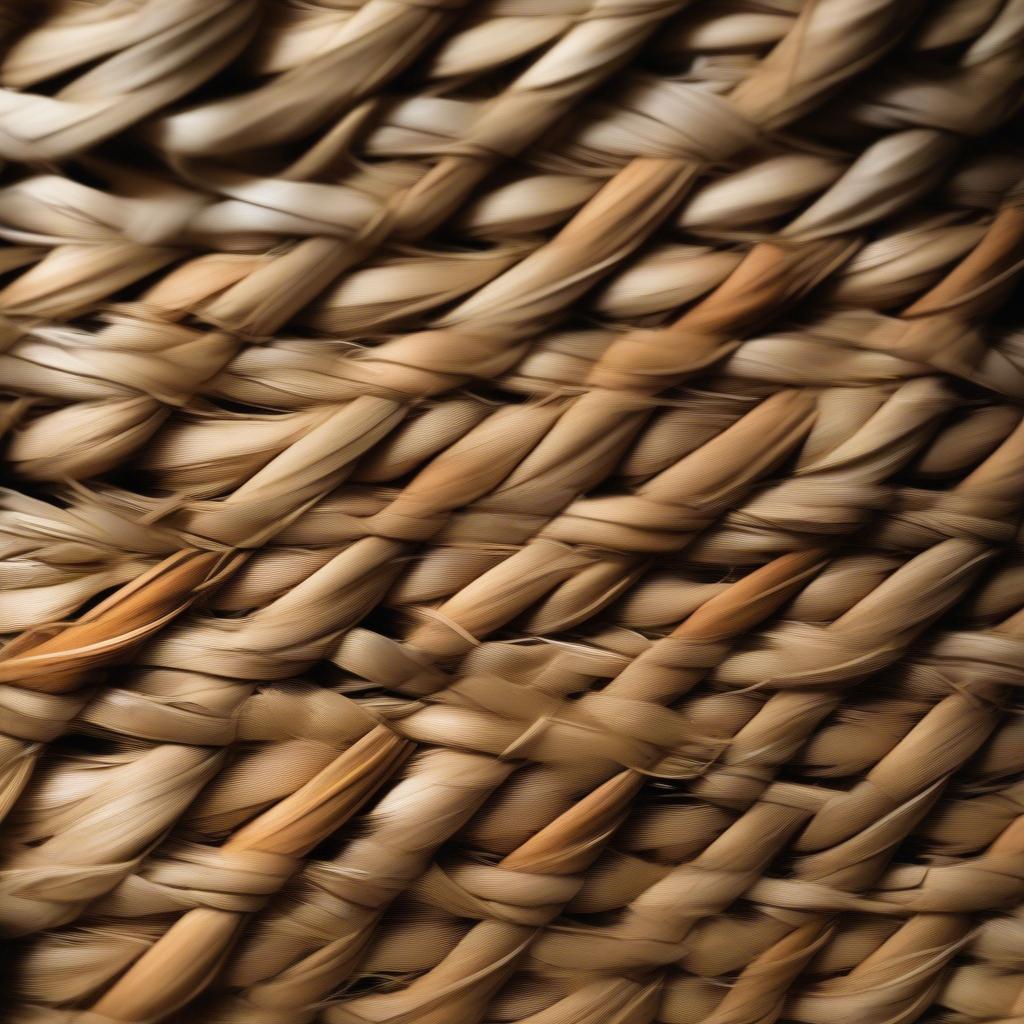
<box><xmin>1</xmin><ymin>1</ymin><xmax>1024</xmax><ymax>1023</ymax></box>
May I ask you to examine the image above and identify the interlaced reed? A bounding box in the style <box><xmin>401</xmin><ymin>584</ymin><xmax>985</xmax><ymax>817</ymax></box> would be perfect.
<box><xmin>0</xmin><ymin>0</ymin><xmax>1022</xmax><ymax>1021</ymax></box>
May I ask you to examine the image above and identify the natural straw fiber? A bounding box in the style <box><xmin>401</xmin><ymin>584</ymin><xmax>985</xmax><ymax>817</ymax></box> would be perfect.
<box><xmin>0</xmin><ymin>1</ymin><xmax>1023</xmax><ymax>1022</ymax></box>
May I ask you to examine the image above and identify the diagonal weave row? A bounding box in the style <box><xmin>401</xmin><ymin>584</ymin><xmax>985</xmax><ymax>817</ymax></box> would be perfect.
<box><xmin>0</xmin><ymin>1</ymin><xmax>1023</xmax><ymax>1022</ymax></box>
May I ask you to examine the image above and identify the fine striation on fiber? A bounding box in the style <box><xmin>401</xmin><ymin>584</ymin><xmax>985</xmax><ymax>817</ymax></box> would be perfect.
<box><xmin>0</xmin><ymin>1</ymin><xmax>1023</xmax><ymax>1022</ymax></box>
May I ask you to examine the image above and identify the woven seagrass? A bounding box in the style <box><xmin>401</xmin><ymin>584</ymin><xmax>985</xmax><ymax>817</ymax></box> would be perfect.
<box><xmin>0</xmin><ymin>1</ymin><xmax>1023</xmax><ymax>1021</ymax></box>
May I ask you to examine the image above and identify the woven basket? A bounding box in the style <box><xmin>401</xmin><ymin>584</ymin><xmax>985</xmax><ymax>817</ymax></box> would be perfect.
<box><xmin>0</xmin><ymin>1</ymin><xmax>1023</xmax><ymax>1021</ymax></box>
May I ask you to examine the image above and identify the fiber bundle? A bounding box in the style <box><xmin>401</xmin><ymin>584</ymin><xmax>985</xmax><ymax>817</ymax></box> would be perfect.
<box><xmin>0</xmin><ymin>1</ymin><xmax>1023</xmax><ymax>1022</ymax></box>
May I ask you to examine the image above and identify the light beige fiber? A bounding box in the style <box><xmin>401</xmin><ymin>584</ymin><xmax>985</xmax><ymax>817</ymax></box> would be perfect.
<box><xmin>0</xmin><ymin>1</ymin><xmax>1023</xmax><ymax>1022</ymax></box>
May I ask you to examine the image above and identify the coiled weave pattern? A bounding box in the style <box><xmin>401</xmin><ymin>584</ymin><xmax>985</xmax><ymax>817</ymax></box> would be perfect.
<box><xmin>0</xmin><ymin>1</ymin><xmax>1023</xmax><ymax>1022</ymax></box>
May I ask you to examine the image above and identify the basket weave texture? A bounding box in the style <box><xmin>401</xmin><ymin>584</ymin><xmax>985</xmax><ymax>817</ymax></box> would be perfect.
<box><xmin>0</xmin><ymin>1</ymin><xmax>1023</xmax><ymax>1022</ymax></box>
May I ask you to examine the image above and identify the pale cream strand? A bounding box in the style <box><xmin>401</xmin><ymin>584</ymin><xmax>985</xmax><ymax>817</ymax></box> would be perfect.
<box><xmin>0</xmin><ymin>0</ymin><xmax>260</xmax><ymax>161</ymax></box>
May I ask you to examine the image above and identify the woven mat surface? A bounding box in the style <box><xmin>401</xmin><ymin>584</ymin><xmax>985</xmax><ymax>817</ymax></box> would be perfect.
<box><xmin>0</xmin><ymin>1</ymin><xmax>1023</xmax><ymax>1022</ymax></box>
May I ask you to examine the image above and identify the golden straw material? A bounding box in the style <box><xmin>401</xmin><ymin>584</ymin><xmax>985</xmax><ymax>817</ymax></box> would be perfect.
<box><xmin>0</xmin><ymin>2</ymin><xmax>1023</xmax><ymax>1023</ymax></box>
